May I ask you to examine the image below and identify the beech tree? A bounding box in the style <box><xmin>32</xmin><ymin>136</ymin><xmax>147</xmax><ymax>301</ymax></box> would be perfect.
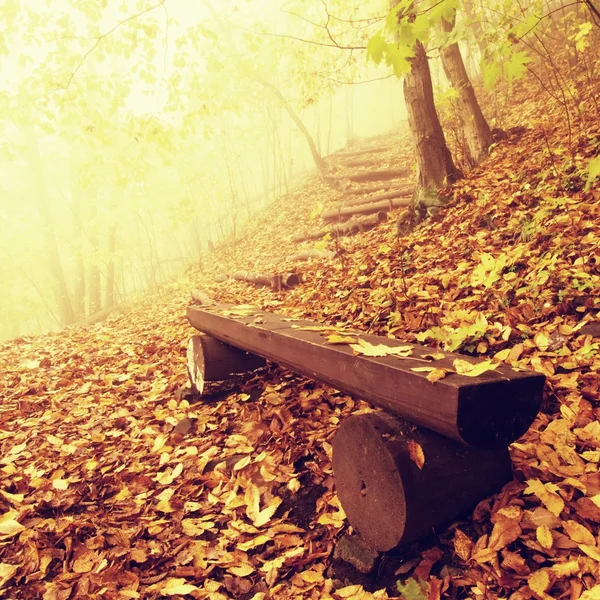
<box><xmin>439</xmin><ymin>15</ymin><xmax>493</xmax><ymax>168</ymax></box>
<box><xmin>369</xmin><ymin>0</ymin><xmax>461</xmax><ymax>214</ymax></box>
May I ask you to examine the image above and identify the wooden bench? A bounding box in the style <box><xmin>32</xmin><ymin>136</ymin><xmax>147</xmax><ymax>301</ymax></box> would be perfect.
<box><xmin>186</xmin><ymin>299</ymin><xmax>545</xmax><ymax>551</ymax></box>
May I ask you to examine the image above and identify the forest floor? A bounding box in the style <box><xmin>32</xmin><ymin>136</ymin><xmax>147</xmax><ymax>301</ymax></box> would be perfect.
<box><xmin>1</xmin><ymin>72</ymin><xmax>600</xmax><ymax>599</ymax></box>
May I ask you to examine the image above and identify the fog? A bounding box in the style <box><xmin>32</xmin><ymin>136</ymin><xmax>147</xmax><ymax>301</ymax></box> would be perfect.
<box><xmin>0</xmin><ymin>0</ymin><xmax>410</xmax><ymax>342</ymax></box>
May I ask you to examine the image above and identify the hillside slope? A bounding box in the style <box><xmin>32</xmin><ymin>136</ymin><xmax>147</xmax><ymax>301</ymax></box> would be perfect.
<box><xmin>1</xmin><ymin>82</ymin><xmax>599</xmax><ymax>599</ymax></box>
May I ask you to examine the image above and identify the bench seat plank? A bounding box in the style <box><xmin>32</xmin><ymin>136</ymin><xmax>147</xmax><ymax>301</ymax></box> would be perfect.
<box><xmin>187</xmin><ymin>303</ymin><xmax>544</xmax><ymax>448</ymax></box>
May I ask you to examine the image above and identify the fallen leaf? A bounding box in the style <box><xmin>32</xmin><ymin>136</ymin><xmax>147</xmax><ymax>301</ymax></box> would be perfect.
<box><xmin>161</xmin><ymin>578</ymin><xmax>199</xmax><ymax>595</ymax></box>
<box><xmin>350</xmin><ymin>338</ymin><xmax>413</xmax><ymax>357</ymax></box>
<box><xmin>536</xmin><ymin>525</ymin><xmax>553</xmax><ymax>549</ymax></box>
<box><xmin>408</xmin><ymin>440</ymin><xmax>425</xmax><ymax>469</ymax></box>
<box><xmin>525</xmin><ymin>479</ymin><xmax>565</xmax><ymax>516</ymax></box>
<box><xmin>325</xmin><ymin>334</ymin><xmax>358</xmax><ymax>344</ymax></box>
<box><xmin>453</xmin><ymin>358</ymin><xmax>499</xmax><ymax>377</ymax></box>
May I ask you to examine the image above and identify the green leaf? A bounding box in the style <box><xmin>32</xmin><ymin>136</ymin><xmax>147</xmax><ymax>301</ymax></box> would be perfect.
<box><xmin>504</xmin><ymin>51</ymin><xmax>531</xmax><ymax>86</ymax></box>
<box><xmin>397</xmin><ymin>577</ymin><xmax>428</xmax><ymax>600</ymax></box>
<box><xmin>385</xmin><ymin>42</ymin><xmax>414</xmax><ymax>78</ymax></box>
<box><xmin>366</xmin><ymin>33</ymin><xmax>387</xmax><ymax>64</ymax></box>
<box><xmin>585</xmin><ymin>156</ymin><xmax>600</xmax><ymax>191</ymax></box>
<box><xmin>482</xmin><ymin>58</ymin><xmax>502</xmax><ymax>90</ymax></box>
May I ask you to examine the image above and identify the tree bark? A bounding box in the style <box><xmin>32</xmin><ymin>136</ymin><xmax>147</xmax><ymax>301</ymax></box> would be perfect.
<box><xmin>440</xmin><ymin>17</ymin><xmax>493</xmax><ymax>167</ymax></box>
<box><xmin>403</xmin><ymin>39</ymin><xmax>461</xmax><ymax>206</ymax></box>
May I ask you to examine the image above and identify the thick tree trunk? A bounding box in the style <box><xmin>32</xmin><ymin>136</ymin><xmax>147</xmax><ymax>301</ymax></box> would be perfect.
<box><xmin>24</xmin><ymin>128</ymin><xmax>75</xmax><ymax>327</ymax></box>
<box><xmin>403</xmin><ymin>40</ymin><xmax>461</xmax><ymax>206</ymax></box>
<box><xmin>440</xmin><ymin>17</ymin><xmax>493</xmax><ymax>167</ymax></box>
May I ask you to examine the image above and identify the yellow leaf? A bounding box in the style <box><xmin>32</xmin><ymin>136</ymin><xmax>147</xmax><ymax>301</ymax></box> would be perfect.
<box><xmin>408</xmin><ymin>440</ymin><xmax>425</xmax><ymax>470</ymax></box>
<box><xmin>245</xmin><ymin>482</ymin><xmax>261</xmax><ymax>511</ymax></box>
<box><xmin>580</xmin><ymin>544</ymin><xmax>600</xmax><ymax>562</ymax></box>
<box><xmin>427</xmin><ymin>368</ymin><xmax>447</xmax><ymax>383</ymax></box>
<box><xmin>162</xmin><ymin>578</ymin><xmax>199</xmax><ymax>595</ymax></box>
<box><xmin>233</xmin><ymin>456</ymin><xmax>252</xmax><ymax>471</ymax></box>
<box><xmin>528</xmin><ymin>569</ymin><xmax>550</xmax><ymax>596</ymax></box>
<box><xmin>534</xmin><ymin>332</ymin><xmax>549</xmax><ymax>351</ymax></box>
<box><xmin>453</xmin><ymin>358</ymin><xmax>499</xmax><ymax>377</ymax></box>
<box><xmin>453</xmin><ymin>529</ymin><xmax>473</xmax><ymax>561</ymax></box>
<box><xmin>350</xmin><ymin>339</ymin><xmax>413</xmax><ymax>358</ymax></box>
<box><xmin>325</xmin><ymin>334</ymin><xmax>358</xmax><ymax>345</ymax></box>
<box><xmin>152</xmin><ymin>434</ymin><xmax>167</xmax><ymax>453</ymax></box>
<box><xmin>580</xmin><ymin>584</ymin><xmax>600</xmax><ymax>600</ymax></box>
<box><xmin>494</xmin><ymin>348</ymin><xmax>511</xmax><ymax>361</ymax></box>
<box><xmin>237</xmin><ymin>534</ymin><xmax>272</xmax><ymax>551</ymax></box>
<box><xmin>52</xmin><ymin>479</ymin><xmax>69</xmax><ymax>490</ymax></box>
<box><xmin>525</xmin><ymin>480</ymin><xmax>565</xmax><ymax>517</ymax></box>
<box><xmin>536</xmin><ymin>525</ymin><xmax>553</xmax><ymax>549</ymax></box>
<box><xmin>0</xmin><ymin>563</ymin><xmax>18</xmax><ymax>588</ymax></box>
<box><xmin>421</xmin><ymin>352</ymin><xmax>446</xmax><ymax>361</ymax></box>
<box><xmin>228</xmin><ymin>564</ymin><xmax>255</xmax><ymax>577</ymax></box>
<box><xmin>0</xmin><ymin>518</ymin><xmax>25</xmax><ymax>537</ymax></box>
<box><xmin>252</xmin><ymin>497</ymin><xmax>282</xmax><ymax>527</ymax></box>
<box><xmin>300</xmin><ymin>569</ymin><xmax>322</xmax><ymax>584</ymax></box>
<box><xmin>411</xmin><ymin>365</ymin><xmax>450</xmax><ymax>382</ymax></box>
<box><xmin>563</xmin><ymin>520</ymin><xmax>595</xmax><ymax>545</ymax></box>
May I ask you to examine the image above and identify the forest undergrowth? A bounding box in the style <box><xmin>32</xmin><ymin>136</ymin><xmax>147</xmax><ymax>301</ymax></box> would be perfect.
<box><xmin>0</xmin><ymin>60</ymin><xmax>599</xmax><ymax>599</ymax></box>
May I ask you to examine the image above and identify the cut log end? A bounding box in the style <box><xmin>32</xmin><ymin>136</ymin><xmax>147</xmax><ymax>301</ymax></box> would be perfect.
<box><xmin>458</xmin><ymin>377</ymin><xmax>543</xmax><ymax>448</ymax></box>
<box><xmin>187</xmin><ymin>336</ymin><xmax>206</xmax><ymax>395</ymax></box>
<box><xmin>186</xmin><ymin>334</ymin><xmax>266</xmax><ymax>395</ymax></box>
<box><xmin>333</xmin><ymin>412</ymin><xmax>513</xmax><ymax>551</ymax></box>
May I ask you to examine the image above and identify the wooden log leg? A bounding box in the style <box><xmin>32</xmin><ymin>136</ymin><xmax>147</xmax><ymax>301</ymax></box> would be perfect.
<box><xmin>187</xmin><ymin>334</ymin><xmax>266</xmax><ymax>395</ymax></box>
<box><xmin>332</xmin><ymin>412</ymin><xmax>513</xmax><ymax>552</ymax></box>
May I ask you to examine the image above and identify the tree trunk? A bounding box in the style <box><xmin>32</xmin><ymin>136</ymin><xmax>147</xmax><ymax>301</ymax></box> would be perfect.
<box><xmin>440</xmin><ymin>17</ymin><xmax>493</xmax><ymax>167</ymax></box>
<box><xmin>403</xmin><ymin>39</ymin><xmax>461</xmax><ymax>209</ymax></box>
<box><xmin>70</xmin><ymin>175</ymin><xmax>86</xmax><ymax>321</ymax></box>
<box><xmin>105</xmin><ymin>224</ymin><xmax>116</xmax><ymax>310</ymax></box>
<box><xmin>23</xmin><ymin>128</ymin><xmax>75</xmax><ymax>327</ymax></box>
<box><xmin>88</xmin><ymin>197</ymin><xmax>102</xmax><ymax>314</ymax></box>
<box><xmin>258</xmin><ymin>79</ymin><xmax>327</xmax><ymax>174</ymax></box>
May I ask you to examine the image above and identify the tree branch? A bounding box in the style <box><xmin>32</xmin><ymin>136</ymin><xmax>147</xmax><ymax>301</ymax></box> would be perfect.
<box><xmin>63</xmin><ymin>0</ymin><xmax>166</xmax><ymax>91</ymax></box>
<box><xmin>236</xmin><ymin>26</ymin><xmax>366</xmax><ymax>50</ymax></box>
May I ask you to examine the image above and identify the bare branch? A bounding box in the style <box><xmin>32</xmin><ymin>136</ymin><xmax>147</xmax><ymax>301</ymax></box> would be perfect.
<box><xmin>235</xmin><ymin>26</ymin><xmax>366</xmax><ymax>50</ymax></box>
<box><xmin>63</xmin><ymin>0</ymin><xmax>166</xmax><ymax>91</ymax></box>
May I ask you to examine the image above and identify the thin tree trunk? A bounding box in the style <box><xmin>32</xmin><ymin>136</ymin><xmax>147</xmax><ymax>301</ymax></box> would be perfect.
<box><xmin>104</xmin><ymin>224</ymin><xmax>116</xmax><ymax>310</ymax></box>
<box><xmin>88</xmin><ymin>197</ymin><xmax>102</xmax><ymax>314</ymax></box>
<box><xmin>327</xmin><ymin>93</ymin><xmax>333</xmax><ymax>155</ymax></box>
<box><xmin>440</xmin><ymin>17</ymin><xmax>493</xmax><ymax>167</ymax></box>
<box><xmin>403</xmin><ymin>39</ymin><xmax>461</xmax><ymax>206</ymax></box>
<box><xmin>258</xmin><ymin>79</ymin><xmax>327</xmax><ymax>174</ymax></box>
<box><xmin>23</xmin><ymin>128</ymin><xmax>75</xmax><ymax>327</ymax></box>
<box><xmin>70</xmin><ymin>176</ymin><xmax>86</xmax><ymax>320</ymax></box>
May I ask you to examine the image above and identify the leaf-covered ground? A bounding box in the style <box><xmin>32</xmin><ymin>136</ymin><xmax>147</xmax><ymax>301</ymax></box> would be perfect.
<box><xmin>1</xmin><ymin>75</ymin><xmax>600</xmax><ymax>599</ymax></box>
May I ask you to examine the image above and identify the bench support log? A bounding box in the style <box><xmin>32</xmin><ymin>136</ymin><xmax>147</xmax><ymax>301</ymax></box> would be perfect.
<box><xmin>332</xmin><ymin>412</ymin><xmax>512</xmax><ymax>551</ymax></box>
<box><xmin>187</xmin><ymin>334</ymin><xmax>266</xmax><ymax>395</ymax></box>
